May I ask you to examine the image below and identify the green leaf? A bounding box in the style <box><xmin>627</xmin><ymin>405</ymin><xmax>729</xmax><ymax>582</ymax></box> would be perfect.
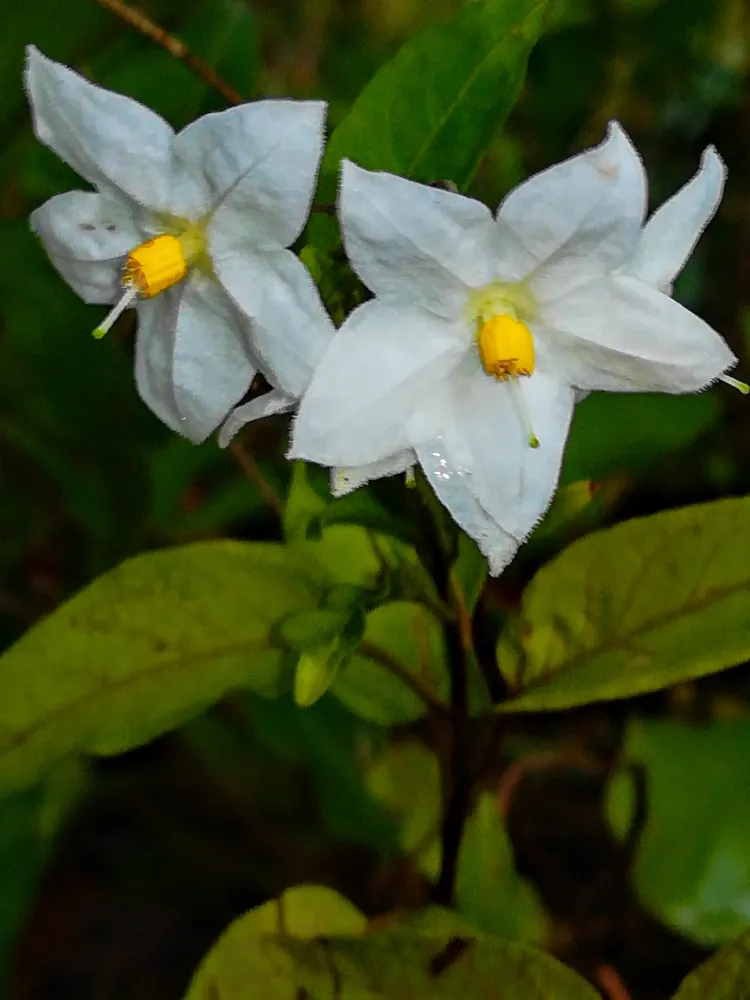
<box><xmin>0</xmin><ymin>542</ymin><xmax>327</xmax><ymax>798</ymax></box>
<box><xmin>185</xmin><ymin>888</ymin><xmax>598</xmax><ymax>1000</ymax></box>
<box><xmin>332</xmin><ymin>601</ymin><xmax>449</xmax><ymax>725</ymax></box>
<box><xmin>497</xmin><ymin>497</ymin><xmax>750</xmax><ymax>712</ymax></box>
<box><xmin>184</xmin><ymin>885</ymin><xmax>368</xmax><ymax>1000</ymax></box>
<box><xmin>318</xmin><ymin>0</ymin><xmax>548</xmax><ymax>199</ymax></box>
<box><xmin>606</xmin><ymin>718</ymin><xmax>750</xmax><ymax>947</ymax></box>
<box><xmin>456</xmin><ymin>792</ymin><xmax>548</xmax><ymax>942</ymax></box>
<box><xmin>672</xmin><ymin>928</ymin><xmax>750</xmax><ymax>999</ymax></box>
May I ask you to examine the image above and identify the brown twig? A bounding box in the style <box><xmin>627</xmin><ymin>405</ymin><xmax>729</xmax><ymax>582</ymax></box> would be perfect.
<box><xmin>92</xmin><ymin>0</ymin><xmax>244</xmax><ymax>105</ymax></box>
<box><xmin>358</xmin><ymin>640</ymin><xmax>451</xmax><ymax>717</ymax></box>
<box><xmin>596</xmin><ymin>966</ymin><xmax>633</xmax><ymax>1000</ymax></box>
<box><xmin>229</xmin><ymin>440</ymin><xmax>284</xmax><ymax>518</ymax></box>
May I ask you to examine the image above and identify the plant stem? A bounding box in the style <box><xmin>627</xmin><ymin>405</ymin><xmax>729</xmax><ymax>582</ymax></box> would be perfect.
<box><xmin>410</xmin><ymin>473</ymin><xmax>475</xmax><ymax>905</ymax></box>
<box><xmin>433</xmin><ymin>573</ymin><xmax>472</xmax><ymax>904</ymax></box>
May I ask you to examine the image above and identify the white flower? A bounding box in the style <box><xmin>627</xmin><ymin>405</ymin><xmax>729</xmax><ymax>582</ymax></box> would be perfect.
<box><xmin>290</xmin><ymin>123</ymin><xmax>740</xmax><ymax>574</ymax></box>
<box><xmin>26</xmin><ymin>46</ymin><xmax>334</xmax><ymax>443</ymax></box>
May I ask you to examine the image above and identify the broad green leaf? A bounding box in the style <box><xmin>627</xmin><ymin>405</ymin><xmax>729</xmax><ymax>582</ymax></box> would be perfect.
<box><xmin>672</xmin><ymin>927</ymin><xmax>750</xmax><ymax>999</ymax></box>
<box><xmin>332</xmin><ymin>601</ymin><xmax>449</xmax><ymax>725</ymax></box>
<box><xmin>606</xmin><ymin>718</ymin><xmax>750</xmax><ymax>946</ymax></box>
<box><xmin>318</xmin><ymin>0</ymin><xmax>547</xmax><ymax>199</ymax></box>
<box><xmin>497</xmin><ymin>497</ymin><xmax>750</xmax><ymax>712</ymax></box>
<box><xmin>0</xmin><ymin>542</ymin><xmax>327</xmax><ymax>798</ymax></box>
<box><xmin>456</xmin><ymin>792</ymin><xmax>548</xmax><ymax>942</ymax></box>
<box><xmin>186</xmin><ymin>888</ymin><xmax>598</xmax><ymax>1000</ymax></box>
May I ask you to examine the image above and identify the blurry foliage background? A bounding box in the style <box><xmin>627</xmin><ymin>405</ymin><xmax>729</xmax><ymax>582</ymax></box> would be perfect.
<box><xmin>1</xmin><ymin>0</ymin><xmax>750</xmax><ymax>998</ymax></box>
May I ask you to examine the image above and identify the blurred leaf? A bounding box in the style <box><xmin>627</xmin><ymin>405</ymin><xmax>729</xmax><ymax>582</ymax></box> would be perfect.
<box><xmin>0</xmin><ymin>758</ymin><xmax>86</xmax><ymax>992</ymax></box>
<box><xmin>672</xmin><ymin>927</ymin><xmax>750</xmax><ymax>999</ymax></box>
<box><xmin>606</xmin><ymin>718</ymin><xmax>750</xmax><ymax>946</ymax></box>
<box><xmin>561</xmin><ymin>391</ymin><xmax>721</xmax><ymax>485</ymax></box>
<box><xmin>456</xmin><ymin>792</ymin><xmax>548</xmax><ymax>942</ymax></box>
<box><xmin>187</xmin><ymin>886</ymin><xmax>596</xmax><ymax>1000</ymax></box>
<box><xmin>317</xmin><ymin>0</ymin><xmax>548</xmax><ymax>201</ymax></box>
<box><xmin>368</xmin><ymin>740</ymin><xmax>442</xmax><ymax>878</ymax></box>
<box><xmin>497</xmin><ymin>497</ymin><xmax>750</xmax><ymax>712</ymax></box>
<box><xmin>333</xmin><ymin>601</ymin><xmax>448</xmax><ymax>725</ymax></box>
<box><xmin>243</xmin><ymin>694</ymin><xmax>397</xmax><ymax>850</ymax></box>
<box><xmin>0</xmin><ymin>541</ymin><xmax>327</xmax><ymax>798</ymax></box>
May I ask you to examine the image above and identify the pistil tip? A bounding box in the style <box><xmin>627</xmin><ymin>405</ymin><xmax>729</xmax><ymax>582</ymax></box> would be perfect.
<box><xmin>720</xmin><ymin>374</ymin><xmax>750</xmax><ymax>395</ymax></box>
<box><xmin>92</xmin><ymin>326</ymin><xmax>107</xmax><ymax>340</ymax></box>
<box><xmin>529</xmin><ymin>434</ymin><xmax>540</xmax><ymax>449</ymax></box>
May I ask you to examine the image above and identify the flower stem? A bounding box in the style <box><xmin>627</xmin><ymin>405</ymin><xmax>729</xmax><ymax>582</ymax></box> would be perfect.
<box><xmin>92</xmin><ymin>0</ymin><xmax>245</xmax><ymax>105</ymax></box>
<box><xmin>229</xmin><ymin>441</ymin><xmax>284</xmax><ymax>519</ymax></box>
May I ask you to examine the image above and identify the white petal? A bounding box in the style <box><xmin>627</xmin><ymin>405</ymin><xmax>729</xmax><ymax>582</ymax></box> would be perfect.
<box><xmin>443</xmin><ymin>369</ymin><xmax>575</xmax><ymax>541</ymax></box>
<box><xmin>30</xmin><ymin>190</ymin><xmax>143</xmax><ymax>304</ymax></box>
<box><xmin>213</xmin><ymin>246</ymin><xmax>335</xmax><ymax>398</ymax></box>
<box><xmin>218</xmin><ymin>388</ymin><xmax>296</xmax><ymax>448</ymax></box>
<box><xmin>497</xmin><ymin>121</ymin><xmax>646</xmax><ymax>289</ymax></box>
<box><xmin>622</xmin><ymin>146</ymin><xmax>726</xmax><ymax>293</ymax></box>
<box><xmin>171</xmin><ymin>273</ymin><xmax>256</xmax><ymax>443</ymax></box>
<box><xmin>538</xmin><ymin>274</ymin><xmax>736</xmax><ymax>393</ymax></box>
<box><xmin>331</xmin><ymin>451</ymin><xmax>415</xmax><ymax>497</ymax></box>
<box><xmin>415</xmin><ymin>441</ymin><xmax>519</xmax><ymax>576</ymax></box>
<box><xmin>339</xmin><ymin>160</ymin><xmax>496</xmax><ymax>319</ymax></box>
<box><xmin>134</xmin><ymin>290</ymin><xmax>182</xmax><ymax>433</ymax></box>
<box><xmin>25</xmin><ymin>46</ymin><xmax>173</xmax><ymax>211</ymax></box>
<box><xmin>289</xmin><ymin>300</ymin><xmax>465</xmax><ymax>467</ymax></box>
<box><xmin>179</xmin><ymin>100</ymin><xmax>326</xmax><ymax>245</ymax></box>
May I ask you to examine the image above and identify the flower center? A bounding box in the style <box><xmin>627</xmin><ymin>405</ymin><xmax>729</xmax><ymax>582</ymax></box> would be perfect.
<box><xmin>469</xmin><ymin>282</ymin><xmax>540</xmax><ymax>449</ymax></box>
<box><xmin>93</xmin><ymin>223</ymin><xmax>207</xmax><ymax>339</ymax></box>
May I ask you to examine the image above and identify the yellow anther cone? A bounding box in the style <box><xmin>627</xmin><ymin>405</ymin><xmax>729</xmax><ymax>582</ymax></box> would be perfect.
<box><xmin>478</xmin><ymin>315</ymin><xmax>535</xmax><ymax>380</ymax></box>
<box><xmin>124</xmin><ymin>234</ymin><xmax>188</xmax><ymax>298</ymax></box>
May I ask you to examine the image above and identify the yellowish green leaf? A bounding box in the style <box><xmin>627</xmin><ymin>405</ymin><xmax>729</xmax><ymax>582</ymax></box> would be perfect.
<box><xmin>497</xmin><ymin>498</ymin><xmax>750</xmax><ymax>712</ymax></box>
<box><xmin>0</xmin><ymin>542</ymin><xmax>326</xmax><ymax>797</ymax></box>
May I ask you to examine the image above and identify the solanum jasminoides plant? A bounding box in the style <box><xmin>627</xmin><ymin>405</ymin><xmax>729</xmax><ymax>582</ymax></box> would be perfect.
<box><xmin>5</xmin><ymin>2</ymin><xmax>750</xmax><ymax>997</ymax></box>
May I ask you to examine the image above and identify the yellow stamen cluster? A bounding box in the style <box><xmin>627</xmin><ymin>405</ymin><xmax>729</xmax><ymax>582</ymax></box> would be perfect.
<box><xmin>124</xmin><ymin>235</ymin><xmax>187</xmax><ymax>298</ymax></box>
<box><xmin>478</xmin><ymin>314</ymin><xmax>535</xmax><ymax>380</ymax></box>
<box><xmin>92</xmin><ymin>224</ymin><xmax>207</xmax><ymax>339</ymax></box>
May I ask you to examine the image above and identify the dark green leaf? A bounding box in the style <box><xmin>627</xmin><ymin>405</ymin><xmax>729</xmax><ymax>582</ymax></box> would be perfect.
<box><xmin>317</xmin><ymin>0</ymin><xmax>548</xmax><ymax>200</ymax></box>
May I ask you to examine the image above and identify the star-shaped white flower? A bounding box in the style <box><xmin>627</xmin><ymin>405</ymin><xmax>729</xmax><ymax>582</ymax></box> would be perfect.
<box><xmin>290</xmin><ymin>123</ymin><xmax>741</xmax><ymax>574</ymax></box>
<box><xmin>26</xmin><ymin>46</ymin><xmax>334</xmax><ymax>443</ymax></box>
